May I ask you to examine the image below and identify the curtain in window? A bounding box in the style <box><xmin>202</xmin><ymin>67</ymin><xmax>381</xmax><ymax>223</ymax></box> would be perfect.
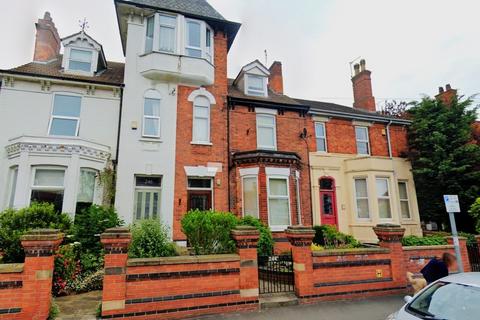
<box><xmin>193</xmin><ymin>99</ymin><xmax>210</xmax><ymax>142</ymax></box>
<box><xmin>34</xmin><ymin>169</ymin><xmax>65</xmax><ymax>187</ymax></box>
<box><xmin>243</xmin><ymin>177</ymin><xmax>258</xmax><ymax>218</ymax></box>
<box><xmin>398</xmin><ymin>182</ymin><xmax>411</xmax><ymax>219</ymax></box>
<box><xmin>159</xmin><ymin>15</ymin><xmax>176</xmax><ymax>52</ymax></box>
<box><xmin>145</xmin><ymin>16</ymin><xmax>154</xmax><ymax>52</ymax></box>
<box><xmin>376</xmin><ymin>179</ymin><xmax>392</xmax><ymax>219</ymax></box>
<box><xmin>355</xmin><ymin>179</ymin><xmax>370</xmax><ymax>218</ymax></box>
<box><xmin>143</xmin><ymin>98</ymin><xmax>161</xmax><ymax>137</ymax></box>
<box><xmin>268</xmin><ymin>178</ymin><xmax>290</xmax><ymax>226</ymax></box>
<box><xmin>77</xmin><ymin>169</ymin><xmax>96</xmax><ymax>203</ymax></box>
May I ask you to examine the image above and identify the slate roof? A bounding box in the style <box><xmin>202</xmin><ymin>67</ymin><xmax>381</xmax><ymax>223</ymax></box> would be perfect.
<box><xmin>1</xmin><ymin>56</ymin><xmax>125</xmax><ymax>86</ymax></box>
<box><xmin>118</xmin><ymin>0</ymin><xmax>225</xmax><ymax>20</ymax></box>
<box><xmin>228</xmin><ymin>79</ymin><xmax>303</xmax><ymax>107</ymax></box>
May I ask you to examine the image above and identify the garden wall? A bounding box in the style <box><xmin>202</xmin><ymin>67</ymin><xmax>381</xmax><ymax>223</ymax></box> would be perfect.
<box><xmin>100</xmin><ymin>227</ymin><xmax>260</xmax><ymax>320</ymax></box>
<box><xmin>0</xmin><ymin>229</ymin><xmax>63</xmax><ymax>320</ymax></box>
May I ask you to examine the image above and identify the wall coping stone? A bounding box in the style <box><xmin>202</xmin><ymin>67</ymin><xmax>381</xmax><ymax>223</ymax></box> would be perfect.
<box><xmin>0</xmin><ymin>263</ymin><xmax>24</xmax><ymax>274</ymax></box>
<box><xmin>127</xmin><ymin>254</ymin><xmax>240</xmax><ymax>267</ymax></box>
<box><xmin>231</xmin><ymin>226</ymin><xmax>260</xmax><ymax>237</ymax></box>
<box><xmin>312</xmin><ymin>247</ymin><xmax>390</xmax><ymax>257</ymax></box>
<box><xmin>403</xmin><ymin>245</ymin><xmax>454</xmax><ymax>251</ymax></box>
<box><xmin>444</xmin><ymin>236</ymin><xmax>467</xmax><ymax>240</ymax></box>
<box><xmin>101</xmin><ymin>227</ymin><xmax>131</xmax><ymax>239</ymax></box>
<box><xmin>286</xmin><ymin>225</ymin><xmax>316</xmax><ymax>235</ymax></box>
<box><xmin>20</xmin><ymin>229</ymin><xmax>63</xmax><ymax>241</ymax></box>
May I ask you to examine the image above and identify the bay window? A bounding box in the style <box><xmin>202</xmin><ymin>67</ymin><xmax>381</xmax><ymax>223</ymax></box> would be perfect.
<box><xmin>192</xmin><ymin>96</ymin><xmax>210</xmax><ymax>143</ymax></box>
<box><xmin>376</xmin><ymin>178</ymin><xmax>392</xmax><ymax>219</ymax></box>
<box><xmin>76</xmin><ymin>168</ymin><xmax>97</xmax><ymax>212</ymax></box>
<box><xmin>242</xmin><ymin>176</ymin><xmax>259</xmax><ymax>218</ymax></box>
<box><xmin>354</xmin><ymin>178</ymin><xmax>370</xmax><ymax>219</ymax></box>
<box><xmin>256</xmin><ymin>114</ymin><xmax>277</xmax><ymax>150</ymax></box>
<box><xmin>49</xmin><ymin>94</ymin><xmax>81</xmax><ymax>137</ymax></box>
<box><xmin>8</xmin><ymin>166</ymin><xmax>18</xmax><ymax>208</ymax></box>
<box><xmin>185</xmin><ymin>18</ymin><xmax>214</xmax><ymax>62</ymax></box>
<box><xmin>268</xmin><ymin>177</ymin><xmax>290</xmax><ymax>229</ymax></box>
<box><xmin>31</xmin><ymin>167</ymin><xmax>65</xmax><ymax>213</ymax></box>
<box><xmin>398</xmin><ymin>181</ymin><xmax>411</xmax><ymax>219</ymax></box>
<box><xmin>158</xmin><ymin>14</ymin><xmax>176</xmax><ymax>52</ymax></box>
<box><xmin>134</xmin><ymin>176</ymin><xmax>162</xmax><ymax>220</ymax></box>
<box><xmin>145</xmin><ymin>15</ymin><xmax>154</xmax><ymax>52</ymax></box>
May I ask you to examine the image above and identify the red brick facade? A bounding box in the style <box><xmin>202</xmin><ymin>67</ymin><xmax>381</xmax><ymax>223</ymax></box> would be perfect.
<box><xmin>33</xmin><ymin>12</ymin><xmax>60</xmax><ymax>62</ymax></box>
<box><xmin>352</xmin><ymin>59</ymin><xmax>376</xmax><ymax>112</ymax></box>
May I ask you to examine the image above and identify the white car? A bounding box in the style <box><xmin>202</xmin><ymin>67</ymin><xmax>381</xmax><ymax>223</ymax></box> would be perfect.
<box><xmin>386</xmin><ymin>272</ymin><xmax>480</xmax><ymax>320</ymax></box>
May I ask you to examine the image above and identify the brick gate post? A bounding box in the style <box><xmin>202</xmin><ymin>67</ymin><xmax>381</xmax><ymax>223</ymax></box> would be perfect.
<box><xmin>231</xmin><ymin>226</ymin><xmax>260</xmax><ymax>300</ymax></box>
<box><xmin>21</xmin><ymin>229</ymin><xmax>64</xmax><ymax>320</ymax></box>
<box><xmin>100</xmin><ymin>227</ymin><xmax>131</xmax><ymax>316</ymax></box>
<box><xmin>286</xmin><ymin>225</ymin><xmax>315</xmax><ymax>298</ymax></box>
<box><xmin>446</xmin><ymin>236</ymin><xmax>471</xmax><ymax>272</ymax></box>
<box><xmin>373</xmin><ymin>224</ymin><xmax>407</xmax><ymax>289</ymax></box>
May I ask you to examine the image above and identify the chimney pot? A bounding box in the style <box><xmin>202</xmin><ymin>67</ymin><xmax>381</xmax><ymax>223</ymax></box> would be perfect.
<box><xmin>268</xmin><ymin>61</ymin><xmax>284</xmax><ymax>94</ymax></box>
<box><xmin>353</xmin><ymin>63</ymin><xmax>360</xmax><ymax>75</ymax></box>
<box><xmin>360</xmin><ymin>59</ymin><xmax>366</xmax><ymax>72</ymax></box>
<box><xmin>439</xmin><ymin>87</ymin><xmax>444</xmax><ymax>94</ymax></box>
<box><xmin>33</xmin><ymin>11</ymin><xmax>61</xmax><ymax>62</ymax></box>
<box><xmin>446</xmin><ymin>84</ymin><xmax>451</xmax><ymax>91</ymax></box>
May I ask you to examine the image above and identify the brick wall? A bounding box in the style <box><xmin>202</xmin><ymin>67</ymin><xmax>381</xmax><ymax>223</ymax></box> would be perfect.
<box><xmin>0</xmin><ymin>229</ymin><xmax>63</xmax><ymax>320</ymax></box>
<box><xmin>172</xmin><ymin>32</ymin><xmax>230</xmax><ymax>241</ymax></box>
<box><xmin>101</xmin><ymin>227</ymin><xmax>260</xmax><ymax>320</ymax></box>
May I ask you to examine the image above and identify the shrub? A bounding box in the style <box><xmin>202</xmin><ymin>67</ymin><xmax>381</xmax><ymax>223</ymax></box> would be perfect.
<box><xmin>53</xmin><ymin>244</ymin><xmax>81</xmax><ymax>296</ymax></box>
<box><xmin>73</xmin><ymin>205</ymin><xmax>123</xmax><ymax>256</ymax></box>
<box><xmin>469</xmin><ymin>197</ymin><xmax>480</xmax><ymax>234</ymax></box>
<box><xmin>181</xmin><ymin>210</ymin><xmax>238</xmax><ymax>255</ymax></box>
<box><xmin>239</xmin><ymin>216</ymin><xmax>274</xmax><ymax>256</ymax></box>
<box><xmin>312</xmin><ymin>225</ymin><xmax>360</xmax><ymax>249</ymax></box>
<box><xmin>401</xmin><ymin>235</ymin><xmax>448</xmax><ymax>247</ymax></box>
<box><xmin>129</xmin><ymin>219</ymin><xmax>177</xmax><ymax>258</ymax></box>
<box><xmin>48</xmin><ymin>300</ymin><xmax>60</xmax><ymax>320</ymax></box>
<box><xmin>0</xmin><ymin>203</ymin><xmax>72</xmax><ymax>263</ymax></box>
<box><xmin>69</xmin><ymin>269</ymin><xmax>104</xmax><ymax>293</ymax></box>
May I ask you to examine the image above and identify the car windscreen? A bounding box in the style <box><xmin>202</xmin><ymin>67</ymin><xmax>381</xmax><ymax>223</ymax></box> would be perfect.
<box><xmin>406</xmin><ymin>281</ymin><xmax>480</xmax><ymax>320</ymax></box>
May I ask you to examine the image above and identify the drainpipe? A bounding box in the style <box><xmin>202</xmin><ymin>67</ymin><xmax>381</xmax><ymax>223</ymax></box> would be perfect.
<box><xmin>295</xmin><ymin>171</ymin><xmax>302</xmax><ymax>225</ymax></box>
<box><xmin>227</xmin><ymin>97</ymin><xmax>231</xmax><ymax>212</ymax></box>
<box><xmin>386</xmin><ymin>120</ymin><xmax>393</xmax><ymax>158</ymax></box>
<box><xmin>114</xmin><ymin>87</ymin><xmax>124</xmax><ymax>165</ymax></box>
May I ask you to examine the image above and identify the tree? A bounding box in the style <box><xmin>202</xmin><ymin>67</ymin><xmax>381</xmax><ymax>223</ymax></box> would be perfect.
<box><xmin>407</xmin><ymin>94</ymin><xmax>480</xmax><ymax>231</ymax></box>
<box><xmin>380</xmin><ymin>100</ymin><xmax>411</xmax><ymax>119</ymax></box>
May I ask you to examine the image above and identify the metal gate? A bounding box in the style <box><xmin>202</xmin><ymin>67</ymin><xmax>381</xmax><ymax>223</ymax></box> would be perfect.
<box><xmin>467</xmin><ymin>242</ymin><xmax>480</xmax><ymax>272</ymax></box>
<box><xmin>258</xmin><ymin>253</ymin><xmax>294</xmax><ymax>294</ymax></box>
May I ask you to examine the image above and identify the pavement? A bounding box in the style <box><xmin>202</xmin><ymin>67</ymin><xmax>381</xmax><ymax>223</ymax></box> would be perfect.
<box><xmin>197</xmin><ymin>295</ymin><xmax>405</xmax><ymax>320</ymax></box>
<box><xmin>55</xmin><ymin>290</ymin><xmax>101</xmax><ymax>320</ymax></box>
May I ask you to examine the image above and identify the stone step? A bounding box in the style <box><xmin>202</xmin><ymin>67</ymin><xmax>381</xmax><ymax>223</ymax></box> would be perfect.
<box><xmin>260</xmin><ymin>293</ymin><xmax>299</xmax><ymax>309</ymax></box>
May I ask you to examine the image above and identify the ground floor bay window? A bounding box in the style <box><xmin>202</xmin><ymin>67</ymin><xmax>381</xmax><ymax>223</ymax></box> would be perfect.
<box><xmin>267</xmin><ymin>176</ymin><xmax>291</xmax><ymax>231</ymax></box>
<box><xmin>30</xmin><ymin>167</ymin><xmax>66</xmax><ymax>213</ymax></box>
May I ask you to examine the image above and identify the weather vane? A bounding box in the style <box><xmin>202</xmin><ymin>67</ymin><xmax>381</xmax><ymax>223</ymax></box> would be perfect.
<box><xmin>79</xmin><ymin>18</ymin><xmax>89</xmax><ymax>32</ymax></box>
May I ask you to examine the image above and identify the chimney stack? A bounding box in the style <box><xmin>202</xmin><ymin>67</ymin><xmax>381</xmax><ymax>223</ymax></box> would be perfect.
<box><xmin>268</xmin><ymin>61</ymin><xmax>284</xmax><ymax>94</ymax></box>
<box><xmin>33</xmin><ymin>12</ymin><xmax>61</xmax><ymax>63</ymax></box>
<box><xmin>435</xmin><ymin>84</ymin><xmax>457</xmax><ymax>106</ymax></box>
<box><xmin>351</xmin><ymin>59</ymin><xmax>376</xmax><ymax>112</ymax></box>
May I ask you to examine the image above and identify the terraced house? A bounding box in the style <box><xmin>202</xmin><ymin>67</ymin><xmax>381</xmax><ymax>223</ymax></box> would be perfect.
<box><xmin>0</xmin><ymin>0</ymin><xmax>421</xmax><ymax>244</ymax></box>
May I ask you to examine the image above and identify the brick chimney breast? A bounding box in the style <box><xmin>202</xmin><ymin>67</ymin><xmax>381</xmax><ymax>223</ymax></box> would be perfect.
<box><xmin>435</xmin><ymin>83</ymin><xmax>457</xmax><ymax>106</ymax></box>
<box><xmin>351</xmin><ymin>59</ymin><xmax>376</xmax><ymax>112</ymax></box>
<box><xmin>33</xmin><ymin>11</ymin><xmax>61</xmax><ymax>63</ymax></box>
<box><xmin>268</xmin><ymin>61</ymin><xmax>283</xmax><ymax>94</ymax></box>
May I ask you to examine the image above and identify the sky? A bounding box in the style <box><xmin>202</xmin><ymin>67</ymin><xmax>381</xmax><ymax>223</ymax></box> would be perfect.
<box><xmin>1</xmin><ymin>0</ymin><xmax>479</xmax><ymax>108</ymax></box>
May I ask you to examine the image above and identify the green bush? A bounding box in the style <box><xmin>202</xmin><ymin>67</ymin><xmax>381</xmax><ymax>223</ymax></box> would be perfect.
<box><xmin>0</xmin><ymin>202</ymin><xmax>72</xmax><ymax>263</ymax></box>
<box><xmin>469</xmin><ymin>197</ymin><xmax>480</xmax><ymax>234</ymax></box>
<box><xmin>69</xmin><ymin>269</ymin><xmax>104</xmax><ymax>293</ymax></box>
<box><xmin>401</xmin><ymin>235</ymin><xmax>448</xmax><ymax>246</ymax></box>
<box><xmin>458</xmin><ymin>232</ymin><xmax>478</xmax><ymax>246</ymax></box>
<box><xmin>129</xmin><ymin>219</ymin><xmax>177</xmax><ymax>258</ymax></box>
<box><xmin>53</xmin><ymin>244</ymin><xmax>81</xmax><ymax>296</ymax></box>
<box><xmin>181</xmin><ymin>210</ymin><xmax>238</xmax><ymax>255</ymax></box>
<box><xmin>73</xmin><ymin>205</ymin><xmax>123</xmax><ymax>256</ymax></box>
<box><xmin>313</xmin><ymin>225</ymin><xmax>360</xmax><ymax>249</ymax></box>
<box><xmin>48</xmin><ymin>300</ymin><xmax>60</xmax><ymax>320</ymax></box>
<box><xmin>239</xmin><ymin>216</ymin><xmax>274</xmax><ymax>256</ymax></box>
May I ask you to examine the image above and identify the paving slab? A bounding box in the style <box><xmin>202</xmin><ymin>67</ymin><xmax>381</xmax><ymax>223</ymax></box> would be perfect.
<box><xmin>55</xmin><ymin>290</ymin><xmax>101</xmax><ymax>320</ymax></box>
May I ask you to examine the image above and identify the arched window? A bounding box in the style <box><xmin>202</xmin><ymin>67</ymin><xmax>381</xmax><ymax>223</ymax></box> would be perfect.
<box><xmin>192</xmin><ymin>96</ymin><xmax>210</xmax><ymax>143</ymax></box>
<box><xmin>143</xmin><ymin>90</ymin><xmax>162</xmax><ymax>138</ymax></box>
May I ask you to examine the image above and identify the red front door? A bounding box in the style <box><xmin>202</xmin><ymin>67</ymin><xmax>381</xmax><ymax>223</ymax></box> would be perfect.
<box><xmin>319</xmin><ymin>178</ymin><xmax>337</xmax><ymax>227</ymax></box>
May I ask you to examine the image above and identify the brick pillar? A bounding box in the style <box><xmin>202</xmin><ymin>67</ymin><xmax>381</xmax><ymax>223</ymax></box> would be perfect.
<box><xmin>21</xmin><ymin>229</ymin><xmax>63</xmax><ymax>320</ymax></box>
<box><xmin>373</xmin><ymin>224</ymin><xmax>407</xmax><ymax>289</ymax></box>
<box><xmin>286</xmin><ymin>225</ymin><xmax>315</xmax><ymax>298</ymax></box>
<box><xmin>100</xmin><ymin>227</ymin><xmax>131</xmax><ymax>316</ymax></box>
<box><xmin>231</xmin><ymin>226</ymin><xmax>260</xmax><ymax>299</ymax></box>
<box><xmin>446</xmin><ymin>236</ymin><xmax>471</xmax><ymax>272</ymax></box>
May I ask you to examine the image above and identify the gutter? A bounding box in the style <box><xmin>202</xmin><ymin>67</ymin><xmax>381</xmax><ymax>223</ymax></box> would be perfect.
<box><xmin>309</xmin><ymin>109</ymin><xmax>411</xmax><ymax>125</ymax></box>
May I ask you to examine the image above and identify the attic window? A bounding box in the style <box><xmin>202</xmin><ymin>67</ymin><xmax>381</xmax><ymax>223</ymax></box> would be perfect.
<box><xmin>246</xmin><ymin>75</ymin><xmax>267</xmax><ymax>97</ymax></box>
<box><xmin>69</xmin><ymin>49</ymin><xmax>93</xmax><ymax>72</ymax></box>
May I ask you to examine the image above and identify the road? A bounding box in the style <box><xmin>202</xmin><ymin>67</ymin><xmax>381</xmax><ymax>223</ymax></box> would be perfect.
<box><xmin>197</xmin><ymin>295</ymin><xmax>404</xmax><ymax>320</ymax></box>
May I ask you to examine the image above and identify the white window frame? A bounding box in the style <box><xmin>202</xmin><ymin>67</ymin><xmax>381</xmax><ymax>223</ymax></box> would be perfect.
<box><xmin>354</xmin><ymin>177</ymin><xmax>370</xmax><ymax>220</ymax></box>
<box><xmin>158</xmin><ymin>14</ymin><xmax>177</xmax><ymax>53</ymax></box>
<box><xmin>76</xmin><ymin>168</ymin><xmax>98</xmax><ymax>205</ymax></box>
<box><xmin>246</xmin><ymin>74</ymin><xmax>268</xmax><ymax>97</ymax></box>
<box><xmin>192</xmin><ymin>97</ymin><xmax>211</xmax><ymax>144</ymax></box>
<box><xmin>376</xmin><ymin>177</ymin><xmax>392</xmax><ymax>220</ymax></box>
<box><xmin>355</xmin><ymin>126</ymin><xmax>370</xmax><ymax>155</ymax></box>
<box><xmin>30</xmin><ymin>166</ymin><xmax>66</xmax><ymax>207</ymax></box>
<box><xmin>315</xmin><ymin>122</ymin><xmax>328</xmax><ymax>152</ymax></box>
<box><xmin>144</xmin><ymin>15</ymin><xmax>155</xmax><ymax>53</ymax></box>
<box><xmin>184</xmin><ymin>18</ymin><xmax>214</xmax><ymax>62</ymax></box>
<box><xmin>241</xmin><ymin>175</ymin><xmax>259</xmax><ymax>218</ymax></box>
<box><xmin>267</xmin><ymin>176</ymin><xmax>291</xmax><ymax>231</ymax></box>
<box><xmin>398</xmin><ymin>181</ymin><xmax>412</xmax><ymax>220</ymax></box>
<box><xmin>68</xmin><ymin>48</ymin><xmax>93</xmax><ymax>73</ymax></box>
<box><xmin>7</xmin><ymin>166</ymin><xmax>18</xmax><ymax>208</ymax></box>
<box><xmin>48</xmin><ymin>93</ymin><xmax>82</xmax><ymax>137</ymax></box>
<box><xmin>142</xmin><ymin>90</ymin><xmax>162</xmax><ymax>138</ymax></box>
<box><xmin>134</xmin><ymin>175</ymin><xmax>162</xmax><ymax>221</ymax></box>
<box><xmin>256</xmin><ymin>113</ymin><xmax>277</xmax><ymax>150</ymax></box>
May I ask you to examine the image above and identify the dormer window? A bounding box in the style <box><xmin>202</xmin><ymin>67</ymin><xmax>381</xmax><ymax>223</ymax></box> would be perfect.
<box><xmin>69</xmin><ymin>49</ymin><xmax>93</xmax><ymax>72</ymax></box>
<box><xmin>246</xmin><ymin>75</ymin><xmax>267</xmax><ymax>97</ymax></box>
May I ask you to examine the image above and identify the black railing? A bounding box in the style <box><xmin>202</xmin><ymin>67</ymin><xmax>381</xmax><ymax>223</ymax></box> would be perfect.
<box><xmin>258</xmin><ymin>253</ymin><xmax>294</xmax><ymax>294</ymax></box>
<box><xmin>467</xmin><ymin>242</ymin><xmax>480</xmax><ymax>272</ymax></box>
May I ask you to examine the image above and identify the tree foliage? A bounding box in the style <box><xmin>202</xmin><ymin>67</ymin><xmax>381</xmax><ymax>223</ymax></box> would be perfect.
<box><xmin>380</xmin><ymin>100</ymin><xmax>411</xmax><ymax>119</ymax></box>
<box><xmin>407</xmin><ymin>95</ymin><xmax>480</xmax><ymax>230</ymax></box>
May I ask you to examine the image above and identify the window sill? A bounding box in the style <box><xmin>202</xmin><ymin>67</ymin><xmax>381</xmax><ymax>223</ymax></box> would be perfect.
<box><xmin>270</xmin><ymin>226</ymin><xmax>289</xmax><ymax>232</ymax></box>
<box><xmin>140</xmin><ymin>137</ymin><xmax>163</xmax><ymax>143</ymax></box>
<box><xmin>191</xmin><ymin>141</ymin><xmax>212</xmax><ymax>146</ymax></box>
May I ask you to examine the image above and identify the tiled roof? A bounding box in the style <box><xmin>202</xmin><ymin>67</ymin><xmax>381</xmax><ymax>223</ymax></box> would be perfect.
<box><xmin>2</xmin><ymin>55</ymin><xmax>124</xmax><ymax>86</ymax></box>
<box><xmin>228</xmin><ymin>79</ymin><xmax>304</xmax><ymax>107</ymax></box>
<box><xmin>119</xmin><ymin>0</ymin><xmax>225</xmax><ymax>20</ymax></box>
<box><xmin>295</xmin><ymin>98</ymin><xmax>409</xmax><ymax>123</ymax></box>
